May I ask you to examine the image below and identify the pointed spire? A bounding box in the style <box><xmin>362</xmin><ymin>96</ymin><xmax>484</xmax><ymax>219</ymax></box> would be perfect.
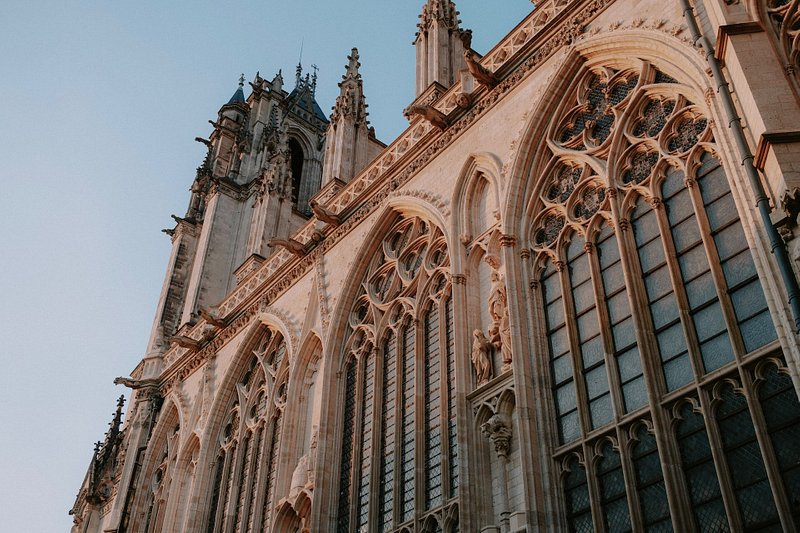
<box><xmin>227</xmin><ymin>73</ymin><xmax>246</xmax><ymax>104</ymax></box>
<box><xmin>295</xmin><ymin>62</ymin><xmax>303</xmax><ymax>87</ymax></box>
<box><xmin>344</xmin><ymin>48</ymin><xmax>361</xmax><ymax>81</ymax></box>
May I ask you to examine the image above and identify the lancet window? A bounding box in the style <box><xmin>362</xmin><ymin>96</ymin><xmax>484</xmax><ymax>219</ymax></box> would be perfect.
<box><xmin>527</xmin><ymin>62</ymin><xmax>800</xmax><ymax>531</ymax></box>
<box><xmin>336</xmin><ymin>215</ymin><xmax>459</xmax><ymax>533</ymax></box>
<box><xmin>205</xmin><ymin>329</ymin><xmax>287</xmax><ymax>533</ymax></box>
<box><xmin>141</xmin><ymin>419</ymin><xmax>180</xmax><ymax>533</ymax></box>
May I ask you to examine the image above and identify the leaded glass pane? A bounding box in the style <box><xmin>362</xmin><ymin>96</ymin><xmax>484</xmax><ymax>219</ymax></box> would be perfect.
<box><xmin>206</xmin><ymin>452</ymin><xmax>226</xmax><ymax>533</ymax></box>
<box><xmin>598</xmin><ymin>442</ymin><xmax>632</xmax><ymax>532</ymax></box>
<box><xmin>445</xmin><ymin>298</ymin><xmax>458</xmax><ymax>498</ymax></box>
<box><xmin>633</xmin><ymin>198</ymin><xmax>693</xmax><ymax>391</ymax></box>
<box><xmin>542</xmin><ymin>261</ymin><xmax>580</xmax><ymax>444</ymax></box>
<box><xmin>356</xmin><ymin>354</ymin><xmax>376</xmax><ymax>531</ymax></box>
<box><xmin>716</xmin><ymin>384</ymin><xmax>780</xmax><ymax>529</ymax></box>
<box><xmin>425</xmin><ymin>309</ymin><xmax>443</xmax><ymax>509</ymax></box>
<box><xmin>696</xmin><ymin>154</ymin><xmax>777</xmax><ymax>352</ymax></box>
<box><xmin>263</xmin><ymin>411</ymin><xmax>282</xmax><ymax>532</ymax></box>
<box><xmin>632</xmin><ymin>427</ymin><xmax>672</xmax><ymax>531</ymax></box>
<box><xmin>564</xmin><ymin>458</ymin><xmax>593</xmax><ymax>533</ymax></box>
<box><xmin>662</xmin><ymin>169</ymin><xmax>734</xmax><ymax>373</ymax></box>
<box><xmin>675</xmin><ymin>403</ymin><xmax>730</xmax><ymax>531</ymax></box>
<box><xmin>379</xmin><ymin>335</ymin><xmax>397</xmax><ymax>532</ymax></box>
<box><xmin>400</xmin><ymin>326</ymin><xmax>416</xmax><ymax>522</ymax></box>
<box><xmin>569</xmin><ymin>237</ymin><xmax>613</xmax><ymax>430</ymax></box>
<box><xmin>759</xmin><ymin>364</ymin><xmax>800</xmax><ymax>523</ymax></box>
<box><xmin>337</xmin><ymin>362</ymin><xmax>357</xmax><ymax>532</ymax></box>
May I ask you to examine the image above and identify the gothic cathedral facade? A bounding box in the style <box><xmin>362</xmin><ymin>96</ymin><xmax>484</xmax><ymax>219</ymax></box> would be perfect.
<box><xmin>72</xmin><ymin>0</ymin><xmax>800</xmax><ymax>531</ymax></box>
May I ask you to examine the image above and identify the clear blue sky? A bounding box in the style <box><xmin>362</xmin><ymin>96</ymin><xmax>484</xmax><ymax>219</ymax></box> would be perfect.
<box><xmin>0</xmin><ymin>1</ymin><xmax>533</xmax><ymax>530</ymax></box>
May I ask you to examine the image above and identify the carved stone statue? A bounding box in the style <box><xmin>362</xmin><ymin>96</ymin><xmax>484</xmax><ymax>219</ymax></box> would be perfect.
<box><xmin>471</xmin><ymin>329</ymin><xmax>493</xmax><ymax>387</ymax></box>
<box><xmin>289</xmin><ymin>426</ymin><xmax>319</xmax><ymax>499</ymax></box>
<box><xmin>488</xmin><ymin>267</ymin><xmax>513</xmax><ymax>373</ymax></box>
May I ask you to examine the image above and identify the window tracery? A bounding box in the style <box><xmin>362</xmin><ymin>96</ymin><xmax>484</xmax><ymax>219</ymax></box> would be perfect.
<box><xmin>526</xmin><ymin>61</ymin><xmax>799</xmax><ymax>531</ymax></box>
<box><xmin>205</xmin><ymin>330</ymin><xmax>287</xmax><ymax>533</ymax></box>
<box><xmin>336</xmin><ymin>215</ymin><xmax>458</xmax><ymax>532</ymax></box>
<box><xmin>765</xmin><ymin>0</ymin><xmax>800</xmax><ymax>85</ymax></box>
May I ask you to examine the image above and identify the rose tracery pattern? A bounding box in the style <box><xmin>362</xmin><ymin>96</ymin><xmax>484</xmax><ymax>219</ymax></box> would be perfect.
<box><xmin>534</xmin><ymin>213</ymin><xmax>566</xmax><ymax>247</ymax></box>
<box><xmin>622</xmin><ymin>150</ymin><xmax>659</xmax><ymax>185</ymax></box>
<box><xmin>667</xmin><ymin>114</ymin><xmax>709</xmax><ymax>154</ymax></box>
<box><xmin>632</xmin><ymin>98</ymin><xmax>676</xmax><ymax>138</ymax></box>
<box><xmin>547</xmin><ymin>164</ymin><xmax>583</xmax><ymax>203</ymax></box>
<box><xmin>573</xmin><ymin>184</ymin><xmax>606</xmax><ymax>220</ymax></box>
<box><xmin>558</xmin><ymin>70</ymin><xmax>639</xmax><ymax>149</ymax></box>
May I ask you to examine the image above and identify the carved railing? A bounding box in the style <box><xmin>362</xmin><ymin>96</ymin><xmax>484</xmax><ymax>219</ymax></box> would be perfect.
<box><xmin>162</xmin><ymin>0</ymin><xmax>582</xmax><ymax>370</ymax></box>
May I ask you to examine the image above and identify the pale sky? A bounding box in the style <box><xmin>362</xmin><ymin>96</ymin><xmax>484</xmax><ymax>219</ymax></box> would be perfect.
<box><xmin>0</xmin><ymin>1</ymin><xmax>533</xmax><ymax>530</ymax></box>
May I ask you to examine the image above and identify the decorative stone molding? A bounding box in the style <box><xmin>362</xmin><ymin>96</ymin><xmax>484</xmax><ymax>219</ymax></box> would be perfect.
<box><xmin>387</xmin><ymin>188</ymin><xmax>452</xmax><ymax>218</ymax></box>
<box><xmin>481</xmin><ymin>414</ymin><xmax>513</xmax><ymax>459</ymax></box>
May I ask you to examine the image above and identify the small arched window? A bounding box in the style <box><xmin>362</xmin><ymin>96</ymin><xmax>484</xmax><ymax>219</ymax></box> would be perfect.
<box><xmin>288</xmin><ymin>139</ymin><xmax>305</xmax><ymax>208</ymax></box>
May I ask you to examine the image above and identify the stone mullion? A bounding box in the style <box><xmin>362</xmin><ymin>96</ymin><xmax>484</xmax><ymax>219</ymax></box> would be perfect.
<box><xmin>388</xmin><ymin>326</ymin><xmax>403</xmax><ymax>532</ymax></box>
<box><xmin>615</xmin><ymin>426</ymin><xmax>643</xmax><ymax>531</ymax></box>
<box><xmin>557</xmin><ymin>248</ymin><xmax>604</xmax><ymax>531</ymax></box>
<box><xmin>245</xmin><ymin>423</ymin><xmax>267</xmax><ymax>533</ymax></box>
<box><xmin>583</xmin><ymin>443</ymin><xmax>605</xmax><ymax>533</ymax></box>
<box><xmin>347</xmin><ymin>355</ymin><xmax>367</xmax><ymax>533</ymax></box>
<box><xmin>449</xmin><ymin>273</ymin><xmax>480</xmax><ymax>532</ymax></box>
<box><xmin>610</xmin><ymin>196</ymin><xmax>694</xmax><ymax>532</ymax></box>
<box><xmin>367</xmin><ymin>345</ymin><xmax>383</xmax><ymax>532</ymax></box>
<box><xmin>696</xmin><ymin>388</ymin><xmax>744</xmax><ymax>531</ymax></box>
<box><xmin>413</xmin><ymin>315</ymin><xmax>425</xmax><ymax>530</ymax></box>
<box><xmin>223</xmin><ymin>436</ymin><xmax>247</xmax><ymax>533</ymax></box>
<box><xmin>526</xmin><ymin>260</ymin><xmax>569</xmax><ymax>532</ymax></box>
<box><xmin>738</xmin><ymin>368</ymin><xmax>799</xmax><ymax>531</ymax></box>
<box><xmin>682</xmin><ymin>171</ymin><xmax>748</xmax><ymax>358</ymax></box>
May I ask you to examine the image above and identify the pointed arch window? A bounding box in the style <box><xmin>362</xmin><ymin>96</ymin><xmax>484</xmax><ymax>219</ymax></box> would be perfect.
<box><xmin>526</xmin><ymin>61</ymin><xmax>798</xmax><ymax>531</ymax></box>
<box><xmin>336</xmin><ymin>216</ymin><xmax>458</xmax><ymax>532</ymax></box>
<box><xmin>205</xmin><ymin>329</ymin><xmax>287</xmax><ymax>533</ymax></box>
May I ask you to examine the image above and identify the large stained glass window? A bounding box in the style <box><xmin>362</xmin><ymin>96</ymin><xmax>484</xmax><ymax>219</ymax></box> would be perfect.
<box><xmin>205</xmin><ymin>330</ymin><xmax>287</xmax><ymax>533</ymax></box>
<box><xmin>527</xmin><ymin>61</ymin><xmax>798</xmax><ymax>531</ymax></box>
<box><xmin>337</xmin><ymin>216</ymin><xmax>459</xmax><ymax>532</ymax></box>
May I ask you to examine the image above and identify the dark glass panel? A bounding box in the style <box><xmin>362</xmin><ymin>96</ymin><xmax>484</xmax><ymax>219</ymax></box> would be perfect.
<box><xmin>675</xmin><ymin>403</ymin><xmax>730</xmax><ymax>531</ymax></box>
<box><xmin>445</xmin><ymin>298</ymin><xmax>458</xmax><ymax>498</ymax></box>
<box><xmin>425</xmin><ymin>310</ymin><xmax>443</xmax><ymax>509</ymax></box>
<box><xmin>698</xmin><ymin>331</ymin><xmax>734</xmax><ymax>373</ymax></box>
<box><xmin>759</xmin><ymin>364</ymin><xmax>800</xmax><ymax>523</ymax></box>
<box><xmin>400</xmin><ymin>326</ymin><xmax>416</xmax><ymax>522</ymax></box>
<box><xmin>716</xmin><ymin>384</ymin><xmax>780</xmax><ymax>529</ymax></box>
<box><xmin>379</xmin><ymin>334</ymin><xmax>397</xmax><ymax>532</ymax></box>
<box><xmin>564</xmin><ymin>458</ymin><xmax>594</xmax><ymax>533</ymax></box>
<box><xmin>336</xmin><ymin>362</ymin><xmax>357</xmax><ymax>532</ymax></box>
<box><xmin>632</xmin><ymin>427</ymin><xmax>672</xmax><ymax>531</ymax></box>
<box><xmin>598</xmin><ymin>442</ymin><xmax>632</xmax><ymax>532</ymax></box>
<box><xmin>356</xmin><ymin>354</ymin><xmax>376</xmax><ymax>530</ymax></box>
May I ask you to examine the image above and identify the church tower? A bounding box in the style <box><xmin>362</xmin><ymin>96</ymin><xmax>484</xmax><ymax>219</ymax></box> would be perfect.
<box><xmin>143</xmin><ymin>70</ymin><xmax>329</xmax><ymax>364</ymax></box>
